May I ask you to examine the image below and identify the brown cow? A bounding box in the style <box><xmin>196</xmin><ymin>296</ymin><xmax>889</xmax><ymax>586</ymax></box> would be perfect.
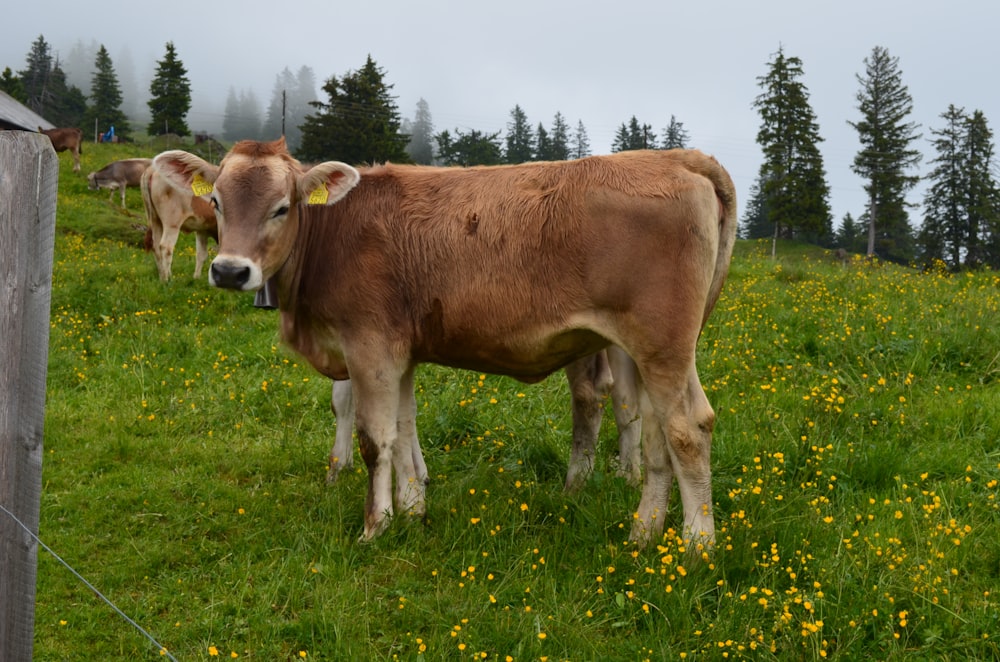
<box><xmin>88</xmin><ymin>158</ymin><xmax>152</xmax><ymax>208</ymax></box>
<box><xmin>39</xmin><ymin>127</ymin><xmax>82</xmax><ymax>172</ymax></box>
<box><xmin>152</xmin><ymin>139</ymin><xmax>736</xmax><ymax>547</ymax></box>
<box><xmin>140</xmin><ymin>167</ymin><xmax>218</xmax><ymax>281</ymax></box>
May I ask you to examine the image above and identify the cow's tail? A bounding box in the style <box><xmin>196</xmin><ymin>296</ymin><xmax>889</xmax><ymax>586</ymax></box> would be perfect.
<box><xmin>140</xmin><ymin>167</ymin><xmax>155</xmax><ymax>253</ymax></box>
<box><xmin>680</xmin><ymin>151</ymin><xmax>738</xmax><ymax>328</ymax></box>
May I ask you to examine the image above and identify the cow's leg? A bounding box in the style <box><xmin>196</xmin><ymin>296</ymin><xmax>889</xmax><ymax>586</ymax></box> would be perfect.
<box><xmin>193</xmin><ymin>231</ymin><xmax>210</xmax><ymax>279</ymax></box>
<box><xmin>393</xmin><ymin>367</ymin><xmax>426</xmax><ymax>517</ymax></box>
<box><xmin>119</xmin><ymin>184</ymin><xmax>126</xmax><ymax>209</ymax></box>
<box><xmin>326</xmin><ymin>375</ymin><xmax>427</xmax><ymax>492</ymax></box>
<box><xmin>669</xmin><ymin>370</ymin><xmax>715</xmax><ymax>548</ymax></box>
<box><xmin>629</xmin><ymin>360</ymin><xmax>715</xmax><ymax>548</ymax></box>
<box><xmin>71</xmin><ymin>147</ymin><xmax>80</xmax><ymax>172</ymax></box>
<box><xmin>607</xmin><ymin>346</ymin><xmax>642</xmax><ymax>485</ymax></box>
<box><xmin>564</xmin><ymin>352</ymin><xmax>613</xmax><ymax>491</ymax></box>
<box><xmin>351</xmin><ymin>359</ymin><xmax>403</xmax><ymax>541</ymax></box>
<box><xmin>630</xmin><ymin>385</ymin><xmax>674</xmax><ymax>545</ymax></box>
<box><xmin>326</xmin><ymin>379</ymin><xmax>355</xmax><ymax>484</ymax></box>
<box><xmin>148</xmin><ymin>219</ymin><xmax>168</xmax><ymax>282</ymax></box>
<box><xmin>398</xmin><ymin>370</ymin><xmax>429</xmax><ymax>488</ymax></box>
<box><xmin>156</xmin><ymin>225</ymin><xmax>181</xmax><ymax>282</ymax></box>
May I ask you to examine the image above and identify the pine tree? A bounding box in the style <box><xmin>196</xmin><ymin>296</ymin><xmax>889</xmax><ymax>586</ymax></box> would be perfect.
<box><xmin>115</xmin><ymin>46</ymin><xmax>141</xmax><ymax>125</ymax></box>
<box><xmin>85</xmin><ymin>45</ymin><xmax>130</xmax><ymax>138</ymax></box>
<box><xmin>571</xmin><ymin>120</ymin><xmax>591</xmax><ymax>159</ymax></box>
<box><xmin>740</xmin><ymin>176</ymin><xmax>772</xmax><ymax>240</ymax></box>
<box><xmin>435</xmin><ymin>128</ymin><xmax>503</xmax><ymax>166</ymax></box>
<box><xmin>1</xmin><ymin>67</ymin><xmax>26</xmax><ymax>102</ymax></box>
<box><xmin>850</xmin><ymin>46</ymin><xmax>922</xmax><ymax>262</ymax></box>
<box><xmin>288</xmin><ymin>66</ymin><xmax>317</xmax><ymax>152</ymax></box>
<box><xmin>147</xmin><ymin>42</ymin><xmax>192</xmax><ymax>136</ymax></box>
<box><xmin>263</xmin><ymin>67</ymin><xmax>296</xmax><ymax>140</ymax></box>
<box><xmin>661</xmin><ymin>115</ymin><xmax>690</xmax><ymax>149</ymax></box>
<box><xmin>405</xmin><ymin>98</ymin><xmax>435</xmax><ymax>164</ymax></box>
<box><xmin>63</xmin><ymin>39</ymin><xmax>98</xmax><ymax>93</ymax></box>
<box><xmin>15</xmin><ymin>36</ymin><xmax>85</xmax><ymax>127</ymax></box>
<box><xmin>222</xmin><ymin>87</ymin><xmax>241</xmax><ymax>140</ymax></box>
<box><xmin>963</xmin><ymin>110</ymin><xmax>999</xmax><ymax>267</ymax></box>
<box><xmin>612</xmin><ymin>116</ymin><xmax>656</xmax><ymax>152</ymax></box>
<box><xmin>919</xmin><ymin>106</ymin><xmax>1000</xmax><ymax>268</ymax></box>
<box><xmin>837</xmin><ymin>213</ymin><xmax>865</xmax><ymax>253</ymax></box>
<box><xmin>611</xmin><ymin>124</ymin><xmax>630</xmax><ymax>153</ymax></box>
<box><xmin>241</xmin><ymin>90</ymin><xmax>262</xmax><ymax>140</ymax></box>
<box><xmin>19</xmin><ymin>35</ymin><xmax>53</xmax><ymax>116</ymax></box>
<box><xmin>222</xmin><ymin>88</ymin><xmax>261</xmax><ymax>140</ymax></box>
<box><xmin>46</xmin><ymin>60</ymin><xmax>86</xmax><ymax>128</ymax></box>
<box><xmin>505</xmin><ymin>104</ymin><xmax>535</xmax><ymax>163</ymax></box>
<box><xmin>298</xmin><ymin>55</ymin><xmax>410</xmax><ymax>164</ymax></box>
<box><xmin>264</xmin><ymin>66</ymin><xmax>316</xmax><ymax>150</ymax></box>
<box><xmin>535</xmin><ymin>123</ymin><xmax>551</xmax><ymax>161</ymax></box>
<box><xmin>548</xmin><ymin>112</ymin><xmax>571</xmax><ymax>161</ymax></box>
<box><xmin>918</xmin><ymin>105</ymin><xmax>966</xmax><ymax>267</ymax></box>
<box><xmin>752</xmin><ymin>46</ymin><xmax>833</xmax><ymax>244</ymax></box>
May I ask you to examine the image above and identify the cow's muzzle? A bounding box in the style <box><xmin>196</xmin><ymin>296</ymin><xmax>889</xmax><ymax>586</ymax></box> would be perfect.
<box><xmin>209</xmin><ymin>257</ymin><xmax>256</xmax><ymax>290</ymax></box>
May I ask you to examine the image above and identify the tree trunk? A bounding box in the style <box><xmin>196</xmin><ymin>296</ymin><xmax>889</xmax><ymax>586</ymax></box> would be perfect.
<box><xmin>866</xmin><ymin>194</ymin><xmax>877</xmax><ymax>257</ymax></box>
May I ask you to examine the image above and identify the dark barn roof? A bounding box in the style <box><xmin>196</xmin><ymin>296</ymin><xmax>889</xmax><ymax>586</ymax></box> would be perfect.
<box><xmin>0</xmin><ymin>90</ymin><xmax>54</xmax><ymax>131</ymax></box>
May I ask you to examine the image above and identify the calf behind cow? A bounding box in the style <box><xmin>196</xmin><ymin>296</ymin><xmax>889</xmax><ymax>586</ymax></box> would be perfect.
<box><xmin>88</xmin><ymin>158</ymin><xmax>152</xmax><ymax>208</ymax></box>
<box><xmin>327</xmin><ymin>346</ymin><xmax>644</xmax><ymax>490</ymax></box>
<box><xmin>153</xmin><ymin>140</ymin><xmax>736</xmax><ymax>547</ymax></box>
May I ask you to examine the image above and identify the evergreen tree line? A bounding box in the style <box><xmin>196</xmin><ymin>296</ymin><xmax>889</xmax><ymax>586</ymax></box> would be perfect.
<box><xmin>5</xmin><ymin>36</ymin><xmax>1000</xmax><ymax>269</ymax></box>
<box><xmin>2</xmin><ymin>38</ymin><xmax>687</xmax><ymax>166</ymax></box>
<box><xmin>744</xmin><ymin>45</ymin><xmax>1000</xmax><ymax>269</ymax></box>
<box><xmin>2</xmin><ymin>35</ymin><xmax>192</xmax><ymax>139</ymax></box>
<box><xmin>221</xmin><ymin>66</ymin><xmax>318</xmax><ymax>152</ymax></box>
<box><xmin>296</xmin><ymin>58</ymin><xmax>690</xmax><ymax>169</ymax></box>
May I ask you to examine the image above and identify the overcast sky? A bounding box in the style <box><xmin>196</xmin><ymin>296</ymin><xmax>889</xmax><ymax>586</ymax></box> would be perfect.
<box><xmin>4</xmin><ymin>0</ymin><xmax>997</xmax><ymax>226</ymax></box>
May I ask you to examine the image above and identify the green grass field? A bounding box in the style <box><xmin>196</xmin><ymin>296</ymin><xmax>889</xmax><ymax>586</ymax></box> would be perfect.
<box><xmin>28</xmin><ymin>142</ymin><xmax>1000</xmax><ymax>660</ymax></box>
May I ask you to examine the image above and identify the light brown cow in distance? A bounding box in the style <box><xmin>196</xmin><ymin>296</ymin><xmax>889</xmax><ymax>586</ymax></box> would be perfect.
<box><xmin>152</xmin><ymin>139</ymin><xmax>737</xmax><ymax>548</ymax></box>
<box><xmin>88</xmin><ymin>158</ymin><xmax>152</xmax><ymax>208</ymax></box>
<box><xmin>39</xmin><ymin>127</ymin><xmax>83</xmax><ymax>172</ymax></box>
<box><xmin>140</xmin><ymin>167</ymin><xmax>218</xmax><ymax>281</ymax></box>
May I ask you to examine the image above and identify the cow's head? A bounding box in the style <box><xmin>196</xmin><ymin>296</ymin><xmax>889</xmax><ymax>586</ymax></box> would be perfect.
<box><xmin>151</xmin><ymin>137</ymin><xmax>360</xmax><ymax>291</ymax></box>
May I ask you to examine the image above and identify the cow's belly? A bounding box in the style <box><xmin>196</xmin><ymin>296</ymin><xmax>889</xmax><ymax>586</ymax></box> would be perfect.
<box><xmin>416</xmin><ymin>327</ymin><xmax>610</xmax><ymax>382</ymax></box>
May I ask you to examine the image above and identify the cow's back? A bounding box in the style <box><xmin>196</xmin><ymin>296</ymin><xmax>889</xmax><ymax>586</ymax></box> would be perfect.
<box><xmin>286</xmin><ymin>150</ymin><xmax>734</xmax><ymax>379</ymax></box>
<box><xmin>118</xmin><ymin>159</ymin><xmax>153</xmax><ymax>186</ymax></box>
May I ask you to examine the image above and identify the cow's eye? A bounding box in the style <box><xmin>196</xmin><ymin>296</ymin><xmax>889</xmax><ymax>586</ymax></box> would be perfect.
<box><xmin>210</xmin><ymin>196</ymin><xmax>220</xmax><ymax>211</ymax></box>
<box><xmin>273</xmin><ymin>205</ymin><xmax>289</xmax><ymax>218</ymax></box>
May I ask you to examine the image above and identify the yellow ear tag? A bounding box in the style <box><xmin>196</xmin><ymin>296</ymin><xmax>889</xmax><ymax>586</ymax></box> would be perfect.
<box><xmin>307</xmin><ymin>185</ymin><xmax>329</xmax><ymax>205</ymax></box>
<box><xmin>191</xmin><ymin>173</ymin><xmax>213</xmax><ymax>197</ymax></box>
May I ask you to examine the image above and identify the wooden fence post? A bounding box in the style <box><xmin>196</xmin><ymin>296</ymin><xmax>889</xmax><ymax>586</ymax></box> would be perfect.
<box><xmin>0</xmin><ymin>131</ymin><xmax>58</xmax><ymax>661</ymax></box>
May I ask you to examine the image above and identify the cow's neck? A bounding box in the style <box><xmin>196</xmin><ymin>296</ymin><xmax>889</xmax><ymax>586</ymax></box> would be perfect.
<box><xmin>271</xmin><ymin>212</ymin><xmax>351</xmax><ymax>379</ymax></box>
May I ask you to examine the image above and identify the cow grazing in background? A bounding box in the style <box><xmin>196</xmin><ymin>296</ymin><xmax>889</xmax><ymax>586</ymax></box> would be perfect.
<box><xmin>140</xmin><ymin>167</ymin><xmax>218</xmax><ymax>281</ymax></box>
<box><xmin>88</xmin><ymin>158</ymin><xmax>152</xmax><ymax>208</ymax></box>
<box><xmin>152</xmin><ymin>139</ymin><xmax>737</xmax><ymax>547</ymax></box>
<box><xmin>39</xmin><ymin>127</ymin><xmax>83</xmax><ymax>172</ymax></box>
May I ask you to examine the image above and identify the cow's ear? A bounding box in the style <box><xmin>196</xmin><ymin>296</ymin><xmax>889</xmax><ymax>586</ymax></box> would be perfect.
<box><xmin>152</xmin><ymin>151</ymin><xmax>219</xmax><ymax>200</ymax></box>
<box><xmin>299</xmin><ymin>162</ymin><xmax>360</xmax><ymax>206</ymax></box>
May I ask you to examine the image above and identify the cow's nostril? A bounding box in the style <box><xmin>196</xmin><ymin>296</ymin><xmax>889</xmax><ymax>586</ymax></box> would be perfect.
<box><xmin>210</xmin><ymin>262</ymin><xmax>251</xmax><ymax>289</ymax></box>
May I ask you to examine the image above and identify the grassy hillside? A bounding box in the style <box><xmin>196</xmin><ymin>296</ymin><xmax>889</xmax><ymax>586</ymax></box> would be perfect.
<box><xmin>28</xmin><ymin>144</ymin><xmax>1000</xmax><ymax>659</ymax></box>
